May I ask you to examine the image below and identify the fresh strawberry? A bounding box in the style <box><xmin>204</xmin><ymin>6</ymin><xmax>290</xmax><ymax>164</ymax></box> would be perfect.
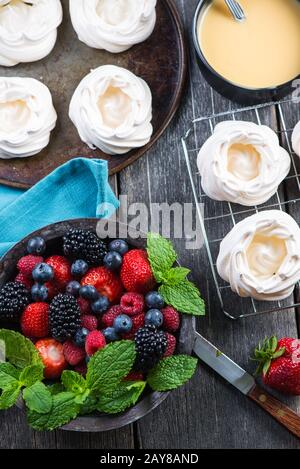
<box><xmin>17</xmin><ymin>255</ymin><xmax>43</xmax><ymax>277</ymax></box>
<box><xmin>120</xmin><ymin>249</ymin><xmax>156</xmax><ymax>294</ymax></box>
<box><xmin>21</xmin><ymin>303</ymin><xmax>49</xmax><ymax>338</ymax></box>
<box><xmin>15</xmin><ymin>272</ymin><xmax>33</xmax><ymax>290</ymax></box>
<box><xmin>77</xmin><ymin>297</ymin><xmax>91</xmax><ymax>315</ymax></box>
<box><xmin>161</xmin><ymin>306</ymin><xmax>180</xmax><ymax>332</ymax></box>
<box><xmin>101</xmin><ymin>305</ymin><xmax>123</xmax><ymax>328</ymax></box>
<box><xmin>44</xmin><ymin>281</ymin><xmax>59</xmax><ymax>300</ymax></box>
<box><xmin>35</xmin><ymin>338</ymin><xmax>67</xmax><ymax>379</ymax></box>
<box><xmin>122</xmin><ymin>312</ymin><xmax>145</xmax><ymax>340</ymax></box>
<box><xmin>45</xmin><ymin>255</ymin><xmax>72</xmax><ymax>289</ymax></box>
<box><xmin>63</xmin><ymin>340</ymin><xmax>86</xmax><ymax>366</ymax></box>
<box><xmin>85</xmin><ymin>330</ymin><xmax>106</xmax><ymax>356</ymax></box>
<box><xmin>253</xmin><ymin>336</ymin><xmax>300</xmax><ymax>395</ymax></box>
<box><xmin>163</xmin><ymin>333</ymin><xmax>176</xmax><ymax>357</ymax></box>
<box><xmin>120</xmin><ymin>292</ymin><xmax>145</xmax><ymax>316</ymax></box>
<box><xmin>81</xmin><ymin>267</ymin><xmax>123</xmax><ymax>303</ymax></box>
<box><xmin>74</xmin><ymin>361</ymin><xmax>87</xmax><ymax>377</ymax></box>
<box><xmin>123</xmin><ymin>371</ymin><xmax>144</xmax><ymax>382</ymax></box>
<box><xmin>81</xmin><ymin>314</ymin><xmax>98</xmax><ymax>331</ymax></box>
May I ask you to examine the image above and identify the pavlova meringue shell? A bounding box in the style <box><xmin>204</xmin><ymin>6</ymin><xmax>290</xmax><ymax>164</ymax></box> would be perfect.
<box><xmin>0</xmin><ymin>0</ymin><xmax>63</xmax><ymax>67</ymax></box>
<box><xmin>0</xmin><ymin>77</ymin><xmax>57</xmax><ymax>159</ymax></box>
<box><xmin>292</xmin><ymin>120</ymin><xmax>300</xmax><ymax>157</ymax></box>
<box><xmin>197</xmin><ymin>121</ymin><xmax>291</xmax><ymax>206</ymax></box>
<box><xmin>217</xmin><ymin>210</ymin><xmax>300</xmax><ymax>301</ymax></box>
<box><xmin>69</xmin><ymin>65</ymin><xmax>153</xmax><ymax>155</ymax></box>
<box><xmin>69</xmin><ymin>0</ymin><xmax>157</xmax><ymax>53</ymax></box>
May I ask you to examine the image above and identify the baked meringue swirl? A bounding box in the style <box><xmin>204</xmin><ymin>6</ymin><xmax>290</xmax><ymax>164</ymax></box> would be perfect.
<box><xmin>292</xmin><ymin>120</ymin><xmax>300</xmax><ymax>157</ymax></box>
<box><xmin>0</xmin><ymin>0</ymin><xmax>63</xmax><ymax>67</ymax></box>
<box><xmin>69</xmin><ymin>0</ymin><xmax>157</xmax><ymax>53</ymax></box>
<box><xmin>217</xmin><ymin>210</ymin><xmax>300</xmax><ymax>301</ymax></box>
<box><xmin>69</xmin><ymin>65</ymin><xmax>153</xmax><ymax>155</ymax></box>
<box><xmin>197</xmin><ymin>121</ymin><xmax>291</xmax><ymax>206</ymax></box>
<box><xmin>0</xmin><ymin>77</ymin><xmax>57</xmax><ymax>159</ymax></box>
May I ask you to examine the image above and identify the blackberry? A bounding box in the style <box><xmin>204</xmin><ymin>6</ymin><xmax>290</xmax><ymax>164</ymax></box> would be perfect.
<box><xmin>134</xmin><ymin>325</ymin><xmax>167</xmax><ymax>372</ymax></box>
<box><xmin>0</xmin><ymin>281</ymin><xmax>30</xmax><ymax>322</ymax></box>
<box><xmin>49</xmin><ymin>294</ymin><xmax>81</xmax><ymax>342</ymax></box>
<box><xmin>63</xmin><ymin>229</ymin><xmax>107</xmax><ymax>266</ymax></box>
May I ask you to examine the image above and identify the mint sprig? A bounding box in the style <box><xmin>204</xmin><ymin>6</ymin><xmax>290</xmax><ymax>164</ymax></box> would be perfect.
<box><xmin>147</xmin><ymin>233</ymin><xmax>205</xmax><ymax>316</ymax></box>
<box><xmin>23</xmin><ymin>382</ymin><xmax>52</xmax><ymax>414</ymax></box>
<box><xmin>147</xmin><ymin>355</ymin><xmax>198</xmax><ymax>392</ymax></box>
<box><xmin>97</xmin><ymin>381</ymin><xmax>146</xmax><ymax>414</ymax></box>
<box><xmin>0</xmin><ymin>329</ymin><xmax>42</xmax><ymax>368</ymax></box>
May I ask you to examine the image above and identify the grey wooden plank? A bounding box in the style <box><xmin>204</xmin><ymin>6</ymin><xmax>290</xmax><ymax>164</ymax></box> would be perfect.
<box><xmin>118</xmin><ymin>0</ymin><xmax>300</xmax><ymax>449</ymax></box>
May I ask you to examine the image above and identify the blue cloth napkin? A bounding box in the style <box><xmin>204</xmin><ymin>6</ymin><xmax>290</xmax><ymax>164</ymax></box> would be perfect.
<box><xmin>0</xmin><ymin>158</ymin><xmax>119</xmax><ymax>257</ymax></box>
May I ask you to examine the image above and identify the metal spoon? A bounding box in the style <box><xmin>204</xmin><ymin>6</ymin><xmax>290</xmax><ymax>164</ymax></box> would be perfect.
<box><xmin>225</xmin><ymin>0</ymin><xmax>246</xmax><ymax>21</ymax></box>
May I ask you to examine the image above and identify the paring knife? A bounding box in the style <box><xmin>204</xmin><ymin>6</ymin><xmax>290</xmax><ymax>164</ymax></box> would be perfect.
<box><xmin>193</xmin><ymin>332</ymin><xmax>300</xmax><ymax>439</ymax></box>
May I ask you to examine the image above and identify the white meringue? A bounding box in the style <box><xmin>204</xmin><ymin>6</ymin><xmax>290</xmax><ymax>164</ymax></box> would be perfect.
<box><xmin>0</xmin><ymin>0</ymin><xmax>63</xmax><ymax>67</ymax></box>
<box><xmin>217</xmin><ymin>210</ymin><xmax>300</xmax><ymax>301</ymax></box>
<box><xmin>0</xmin><ymin>77</ymin><xmax>57</xmax><ymax>159</ymax></box>
<box><xmin>197</xmin><ymin>121</ymin><xmax>291</xmax><ymax>206</ymax></box>
<box><xmin>292</xmin><ymin>120</ymin><xmax>300</xmax><ymax>157</ymax></box>
<box><xmin>69</xmin><ymin>0</ymin><xmax>157</xmax><ymax>53</ymax></box>
<box><xmin>69</xmin><ymin>65</ymin><xmax>153</xmax><ymax>155</ymax></box>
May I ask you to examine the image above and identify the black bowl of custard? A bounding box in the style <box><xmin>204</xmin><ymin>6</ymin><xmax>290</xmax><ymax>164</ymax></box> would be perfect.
<box><xmin>193</xmin><ymin>0</ymin><xmax>300</xmax><ymax>104</ymax></box>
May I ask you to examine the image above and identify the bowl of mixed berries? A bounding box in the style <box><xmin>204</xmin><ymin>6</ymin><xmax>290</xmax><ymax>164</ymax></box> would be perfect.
<box><xmin>0</xmin><ymin>220</ymin><xmax>203</xmax><ymax>432</ymax></box>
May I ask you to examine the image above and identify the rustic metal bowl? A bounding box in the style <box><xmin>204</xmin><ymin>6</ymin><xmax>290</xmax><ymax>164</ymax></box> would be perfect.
<box><xmin>0</xmin><ymin>219</ymin><xmax>195</xmax><ymax>432</ymax></box>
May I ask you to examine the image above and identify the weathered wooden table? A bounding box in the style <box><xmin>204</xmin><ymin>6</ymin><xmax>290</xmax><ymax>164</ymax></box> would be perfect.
<box><xmin>1</xmin><ymin>0</ymin><xmax>300</xmax><ymax>449</ymax></box>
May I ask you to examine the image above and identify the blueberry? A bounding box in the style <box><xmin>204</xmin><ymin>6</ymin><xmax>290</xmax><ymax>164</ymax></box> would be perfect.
<box><xmin>108</xmin><ymin>239</ymin><xmax>129</xmax><ymax>256</ymax></box>
<box><xmin>74</xmin><ymin>327</ymin><xmax>89</xmax><ymax>347</ymax></box>
<box><xmin>27</xmin><ymin>236</ymin><xmax>46</xmax><ymax>255</ymax></box>
<box><xmin>102</xmin><ymin>327</ymin><xmax>120</xmax><ymax>342</ymax></box>
<box><xmin>103</xmin><ymin>251</ymin><xmax>122</xmax><ymax>271</ymax></box>
<box><xmin>66</xmin><ymin>280</ymin><xmax>81</xmax><ymax>297</ymax></box>
<box><xmin>71</xmin><ymin>259</ymin><xmax>89</xmax><ymax>277</ymax></box>
<box><xmin>145</xmin><ymin>309</ymin><xmax>163</xmax><ymax>328</ymax></box>
<box><xmin>31</xmin><ymin>283</ymin><xmax>48</xmax><ymax>302</ymax></box>
<box><xmin>113</xmin><ymin>314</ymin><xmax>132</xmax><ymax>334</ymax></box>
<box><xmin>91</xmin><ymin>296</ymin><xmax>110</xmax><ymax>315</ymax></box>
<box><xmin>79</xmin><ymin>285</ymin><xmax>99</xmax><ymax>301</ymax></box>
<box><xmin>145</xmin><ymin>291</ymin><xmax>165</xmax><ymax>310</ymax></box>
<box><xmin>32</xmin><ymin>263</ymin><xmax>54</xmax><ymax>283</ymax></box>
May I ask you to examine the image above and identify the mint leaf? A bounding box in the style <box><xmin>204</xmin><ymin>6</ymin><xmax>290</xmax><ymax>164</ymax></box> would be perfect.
<box><xmin>0</xmin><ymin>329</ymin><xmax>42</xmax><ymax>369</ymax></box>
<box><xmin>147</xmin><ymin>233</ymin><xmax>177</xmax><ymax>282</ymax></box>
<box><xmin>23</xmin><ymin>382</ymin><xmax>52</xmax><ymax>414</ymax></box>
<box><xmin>97</xmin><ymin>381</ymin><xmax>146</xmax><ymax>414</ymax></box>
<box><xmin>0</xmin><ymin>363</ymin><xmax>20</xmax><ymax>390</ymax></box>
<box><xmin>0</xmin><ymin>382</ymin><xmax>21</xmax><ymax>410</ymax></box>
<box><xmin>62</xmin><ymin>371</ymin><xmax>87</xmax><ymax>395</ymax></box>
<box><xmin>48</xmin><ymin>383</ymin><xmax>65</xmax><ymax>395</ymax></box>
<box><xmin>19</xmin><ymin>364</ymin><xmax>44</xmax><ymax>387</ymax></box>
<box><xmin>159</xmin><ymin>280</ymin><xmax>205</xmax><ymax>315</ymax></box>
<box><xmin>163</xmin><ymin>267</ymin><xmax>190</xmax><ymax>286</ymax></box>
<box><xmin>86</xmin><ymin>341</ymin><xmax>136</xmax><ymax>393</ymax></box>
<box><xmin>147</xmin><ymin>355</ymin><xmax>198</xmax><ymax>391</ymax></box>
<box><xmin>79</xmin><ymin>395</ymin><xmax>98</xmax><ymax>415</ymax></box>
<box><xmin>27</xmin><ymin>392</ymin><xmax>79</xmax><ymax>431</ymax></box>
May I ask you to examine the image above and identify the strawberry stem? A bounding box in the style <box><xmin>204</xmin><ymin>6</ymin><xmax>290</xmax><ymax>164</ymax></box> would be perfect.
<box><xmin>252</xmin><ymin>336</ymin><xmax>285</xmax><ymax>376</ymax></box>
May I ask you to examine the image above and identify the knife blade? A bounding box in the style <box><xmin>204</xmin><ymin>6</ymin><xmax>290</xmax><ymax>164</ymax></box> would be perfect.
<box><xmin>192</xmin><ymin>331</ymin><xmax>300</xmax><ymax>439</ymax></box>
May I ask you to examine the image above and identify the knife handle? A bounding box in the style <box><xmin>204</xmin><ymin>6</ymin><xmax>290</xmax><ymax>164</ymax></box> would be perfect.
<box><xmin>248</xmin><ymin>384</ymin><xmax>300</xmax><ymax>439</ymax></box>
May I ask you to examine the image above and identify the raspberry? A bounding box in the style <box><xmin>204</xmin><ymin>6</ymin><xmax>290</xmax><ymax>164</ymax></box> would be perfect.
<box><xmin>17</xmin><ymin>255</ymin><xmax>44</xmax><ymax>277</ymax></box>
<box><xmin>161</xmin><ymin>306</ymin><xmax>180</xmax><ymax>332</ymax></box>
<box><xmin>122</xmin><ymin>313</ymin><xmax>145</xmax><ymax>340</ymax></box>
<box><xmin>85</xmin><ymin>330</ymin><xmax>106</xmax><ymax>357</ymax></box>
<box><xmin>163</xmin><ymin>333</ymin><xmax>176</xmax><ymax>357</ymax></box>
<box><xmin>101</xmin><ymin>305</ymin><xmax>122</xmax><ymax>328</ymax></box>
<box><xmin>120</xmin><ymin>292</ymin><xmax>145</xmax><ymax>316</ymax></box>
<box><xmin>81</xmin><ymin>314</ymin><xmax>98</xmax><ymax>331</ymax></box>
<box><xmin>15</xmin><ymin>272</ymin><xmax>33</xmax><ymax>290</ymax></box>
<box><xmin>77</xmin><ymin>297</ymin><xmax>91</xmax><ymax>315</ymax></box>
<box><xmin>44</xmin><ymin>281</ymin><xmax>59</xmax><ymax>300</ymax></box>
<box><xmin>21</xmin><ymin>303</ymin><xmax>49</xmax><ymax>338</ymax></box>
<box><xmin>123</xmin><ymin>371</ymin><xmax>144</xmax><ymax>382</ymax></box>
<box><xmin>63</xmin><ymin>341</ymin><xmax>86</xmax><ymax>366</ymax></box>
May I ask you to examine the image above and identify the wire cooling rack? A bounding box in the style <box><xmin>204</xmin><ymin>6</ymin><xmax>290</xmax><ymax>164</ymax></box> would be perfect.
<box><xmin>181</xmin><ymin>98</ymin><xmax>300</xmax><ymax>320</ymax></box>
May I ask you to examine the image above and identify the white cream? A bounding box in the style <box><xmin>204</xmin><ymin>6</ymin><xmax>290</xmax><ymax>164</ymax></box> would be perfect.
<box><xmin>216</xmin><ymin>210</ymin><xmax>300</xmax><ymax>301</ymax></box>
<box><xmin>292</xmin><ymin>120</ymin><xmax>300</xmax><ymax>157</ymax></box>
<box><xmin>197</xmin><ymin>121</ymin><xmax>291</xmax><ymax>206</ymax></box>
<box><xmin>0</xmin><ymin>77</ymin><xmax>57</xmax><ymax>159</ymax></box>
<box><xmin>69</xmin><ymin>0</ymin><xmax>157</xmax><ymax>53</ymax></box>
<box><xmin>69</xmin><ymin>65</ymin><xmax>153</xmax><ymax>155</ymax></box>
<box><xmin>0</xmin><ymin>0</ymin><xmax>63</xmax><ymax>67</ymax></box>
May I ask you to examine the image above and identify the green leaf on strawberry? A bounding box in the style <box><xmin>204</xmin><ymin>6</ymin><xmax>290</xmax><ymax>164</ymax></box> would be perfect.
<box><xmin>159</xmin><ymin>280</ymin><xmax>205</xmax><ymax>316</ymax></box>
<box><xmin>147</xmin><ymin>233</ymin><xmax>177</xmax><ymax>282</ymax></box>
<box><xmin>23</xmin><ymin>382</ymin><xmax>52</xmax><ymax>414</ymax></box>
<box><xmin>0</xmin><ymin>382</ymin><xmax>21</xmax><ymax>410</ymax></box>
<box><xmin>0</xmin><ymin>363</ymin><xmax>20</xmax><ymax>390</ymax></box>
<box><xmin>97</xmin><ymin>381</ymin><xmax>146</xmax><ymax>414</ymax></box>
<box><xmin>0</xmin><ymin>329</ymin><xmax>42</xmax><ymax>369</ymax></box>
<box><xmin>147</xmin><ymin>355</ymin><xmax>198</xmax><ymax>392</ymax></box>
